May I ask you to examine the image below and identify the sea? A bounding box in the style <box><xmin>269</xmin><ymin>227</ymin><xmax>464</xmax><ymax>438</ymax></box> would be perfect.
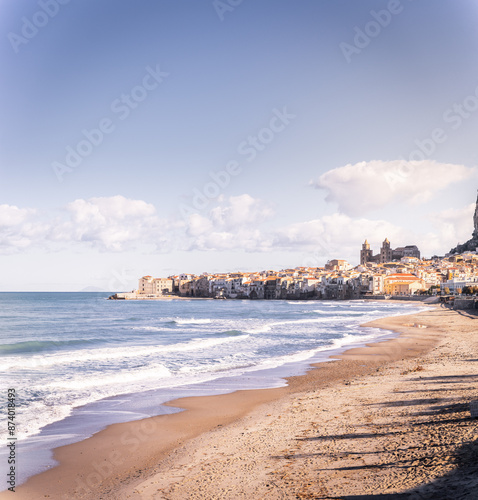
<box><xmin>0</xmin><ymin>293</ymin><xmax>429</xmax><ymax>487</ymax></box>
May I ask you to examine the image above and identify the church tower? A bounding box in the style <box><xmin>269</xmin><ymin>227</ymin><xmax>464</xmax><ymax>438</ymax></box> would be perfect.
<box><xmin>360</xmin><ymin>239</ymin><xmax>373</xmax><ymax>265</ymax></box>
<box><xmin>380</xmin><ymin>238</ymin><xmax>392</xmax><ymax>263</ymax></box>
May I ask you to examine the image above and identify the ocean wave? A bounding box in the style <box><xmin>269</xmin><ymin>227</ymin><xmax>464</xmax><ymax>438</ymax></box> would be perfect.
<box><xmin>329</xmin><ymin>331</ymin><xmax>378</xmax><ymax>349</ymax></box>
<box><xmin>131</xmin><ymin>318</ymin><xmax>213</xmax><ymax>330</ymax></box>
<box><xmin>7</xmin><ymin>399</ymin><xmax>74</xmax><ymax>442</ymax></box>
<box><xmin>243</xmin><ymin>344</ymin><xmax>329</xmax><ymax>372</ymax></box>
<box><xmin>214</xmin><ymin>329</ymin><xmax>244</xmax><ymax>336</ymax></box>
<box><xmin>178</xmin><ymin>359</ymin><xmax>256</xmax><ymax>375</ymax></box>
<box><xmin>313</xmin><ymin>309</ymin><xmax>364</xmax><ymax>316</ymax></box>
<box><xmin>174</xmin><ymin>335</ymin><xmax>250</xmax><ymax>352</ymax></box>
<box><xmin>246</xmin><ymin>317</ymin><xmax>332</xmax><ymax>334</ymax></box>
<box><xmin>9</xmin><ymin>364</ymin><xmax>170</xmax><ymax>441</ymax></box>
<box><xmin>45</xmin><ymin>363</ymin><xmax>172</xmax><ymax>390</ymax></box>
<box><xmin>0</xmin><ymin>338</ymin><xmax>101</xmax><ymax>355</ymax></box>
<box><xmin>132</xmin><ymin>326</ymin><xmax>166</xmax><ymax>332</ymax></box>
<box><xmin>246</xmin><ymin>324</ymin><xmax>272</xmax><ymax>334</ymax></box>
<box><xmin>247</xmin><ymin>329</ymin><xmax>384</xmax><ymax>373</ymax></box>
<box><xmin>286</xmin><ymin>301</ymin><xmax>317</xmax><ymax>305</ymax></box>
<box><xmin>173</xmin><ymin>318</ymin><xmax>213</xmax><ymax>325</ymax></box>
<box><xmin>6</xmin><ymin>326</ymin><xmax>382</xmax><ymax>443</ymax></box>
<box><xmin>1</xmin><ymin>334</ymin><xmax>251</xmax><ymax>370</ymax></box>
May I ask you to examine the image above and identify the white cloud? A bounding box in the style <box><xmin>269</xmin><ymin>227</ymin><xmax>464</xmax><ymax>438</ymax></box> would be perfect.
<box><xmin>191</xmin><ymin>227</ymin><xmax>267</xmax><ymax>252</ymax></box>
<box><xmin>268</xmin><ymin>202</ymin><xmax>477</xmax><ymax>262</ymax></box>
<box><xmin>68</xmin><ymin>196</ymin><xmax>156</xmax><ymax>221</ymax></box>
<box><xmin>186</xmin><ymin>213</ymin><xmax>214</xmax><ymax>237</ymax></box>
<box><xmin>209</xmin><ymin>194</ymin><xmax>274</xmax><ymax>229</ymax></box>
<box><xmin>1</xmin><ymin>191</ymin><xmax>474</xmax><ymax>267</ymax></box>
<box><xmin>185</xmin><ymin>194</ymin><xmax>274</xmax><ymax>251</ymax></box>
<box><xmin>311</xmin><ymin>160</ymin><xmax>477</xmax><ymax>215</ymax></box>
<box><xmin>0</xmin><ymin>205</ymin><xmax>45</xmax><ymax>252</ymax></box>
<box><xmin>427</xmin><ymin>203</ymin><xmax>476</xmax><ymax>252</ymax></box>
<box><xmin>183</xmin><ymin>201</ymin><xmax>473</xmax><ymax>263</ymax></box>
<box><xmin>0</xmin><ymin>205</ymin><xmax>34</xmax><ymax>226</ymax></box>
<box><xmin>54</xmin><ymin>195</ymin><xmax>167</xmax><ymax>252</ymax></box>
<box><xmin>270</xmin><ymin>213</ymin><xmax>408</xmax><ymax>256</ymax></box>
<box><xmin>183</xmin><ymin>197</ymin><xmax>414</xmax><ymax>259</ymax></box>
<box><xmin>0</xmin><ymin>196</ymin><xmax>175</xmax><ymax>254</ymax></box>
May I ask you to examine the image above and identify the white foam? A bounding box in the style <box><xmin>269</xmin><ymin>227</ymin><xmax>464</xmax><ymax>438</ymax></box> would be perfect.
<box><xmin>174</xmin><ymin>318</ymin><xmax>212</xmax><ymax>325</ymax></box>
<box><xmin>178</xmin><ymin>359</ymin><xmax>256</xmax><ymax>375</ymax></box>
<box><xmin>1</xmin><ymin>334</ymin><xmax>250</xmax><ymax>370</ymax></box>
<box><xmin>132</xmin><ymin>317</ymin><xmax>213</xmax><ymax>329</ymax></box>
<box><xmin>246</xmin><ymin>316</ymin><xmax>333</xmax><ymax>334</ymax></box>
<box><xmin>132</xmin><ymin>326</ymin><xmax>164</xmax><ymax>331</ymax></box>
<box><xmin>246</xmin><ymin>324</ymin><xmax>272</xmax><ymax>334</ymax></box>
<box><xmin>46</xmin><ymin>363</ymin><xmax>172</xmax><ymax>390</ymax></box>
<box><xmin>7</xmin><ymin>398</ymin><xmax>73</xmax><ymax>442</ymax></box>
<box><xmin>240</xmin><ymin>328</ymin><xmax>386</xmax><ymax>375</ymax></box>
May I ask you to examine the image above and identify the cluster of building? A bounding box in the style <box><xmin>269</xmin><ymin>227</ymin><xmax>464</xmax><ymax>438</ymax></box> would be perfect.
<box><xmin>122</xmin><ymin>243</ymin><xmax>478</xmax><ymax>300</ymax></box>
<box><xmin>111</xmin><ymin>192</ymin><xmax>478</xmax><ymax>301</ymax></box>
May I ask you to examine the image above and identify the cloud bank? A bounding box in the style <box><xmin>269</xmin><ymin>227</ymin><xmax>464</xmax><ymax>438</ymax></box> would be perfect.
<box><xmin>310</xmin><ymin>160</ymin><xmax>476</xmax><ymax>216</ymax></box>
<box><xmin>1</xmin><ymin>182</ymin><xmax>475</xmax><ymax>264</ymax></box>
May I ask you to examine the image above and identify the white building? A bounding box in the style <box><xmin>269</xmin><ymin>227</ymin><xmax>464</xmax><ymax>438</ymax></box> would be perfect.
<box><xmin>137</xmin><ymin>276</ymin><xmax>173</xmax><ymax>295</ymax></box>
<box><xmin>440</xmin><ymin>276</ymin><xmax>478</xmax><ymax>294</ymax></box>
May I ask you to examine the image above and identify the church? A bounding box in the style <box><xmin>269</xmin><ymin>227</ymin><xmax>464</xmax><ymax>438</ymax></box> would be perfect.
<box><xmin>360</xmin><ymin>238</ymin><xmax>420</xmax><ymax>265</ymax></box>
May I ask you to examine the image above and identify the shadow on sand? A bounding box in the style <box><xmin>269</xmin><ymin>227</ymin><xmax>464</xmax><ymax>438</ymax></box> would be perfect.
<box><xmin>335</xmin><ymin>434</ymin><xmax>478</xmax><ymax>499</ymax></box>
<box><xmin>276</xmin><ymin>369</ymin><xmax>478</xmax><ymax>499</ymax></box>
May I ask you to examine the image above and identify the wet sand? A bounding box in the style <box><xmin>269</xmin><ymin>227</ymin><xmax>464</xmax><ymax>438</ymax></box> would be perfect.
<box><xmin>5</xmin><ymin>306</ymin><xmax>478</xmax><ymax>499</ymax></box>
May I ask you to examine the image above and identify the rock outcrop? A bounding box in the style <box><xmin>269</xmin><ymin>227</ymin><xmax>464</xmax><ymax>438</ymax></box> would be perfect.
<box><xmin>449</xmin><ymin>190</ymin><xmax>478</xmax><ymax>254</ymax></box>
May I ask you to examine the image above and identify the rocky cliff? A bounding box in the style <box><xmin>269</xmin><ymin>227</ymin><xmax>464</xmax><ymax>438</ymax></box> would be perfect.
<box><xmin>449</xmin><ymin>190</ymin><xmax>478</xmax><ymax>254</ymax></box>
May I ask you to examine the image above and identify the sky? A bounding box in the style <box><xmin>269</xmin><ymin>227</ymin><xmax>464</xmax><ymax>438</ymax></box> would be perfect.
<box><xmin>1</xmin><ymin>0</ymin><xmax>478</xmax><ymax>291</ymax></box>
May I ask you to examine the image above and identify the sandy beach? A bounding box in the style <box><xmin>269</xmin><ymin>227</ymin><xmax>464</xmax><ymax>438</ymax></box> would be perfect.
<box><xmin>5</xmin><ymin>305</ymin><xmax>478</xmax><ymax>499</ymax></box>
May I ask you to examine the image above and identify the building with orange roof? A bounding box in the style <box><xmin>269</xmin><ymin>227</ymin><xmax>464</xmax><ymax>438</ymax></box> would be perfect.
<box><xmin>383</xmin><ymin>273</ymin><xmax>424</xmax><ymax>295</ymax></box>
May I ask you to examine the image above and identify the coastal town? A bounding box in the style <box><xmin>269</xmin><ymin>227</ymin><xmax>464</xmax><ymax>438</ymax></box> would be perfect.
<box><xmin>112</xmin><ymin>193</ymin><xmax>478</xmax><ymax>302</ymax></box>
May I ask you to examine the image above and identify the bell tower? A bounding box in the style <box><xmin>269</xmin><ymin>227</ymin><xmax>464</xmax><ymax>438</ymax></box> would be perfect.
<box><xmin>380</xmin><ymin>238</ymin><xmax>392</xmax><ymax>263</ymax></box>
<box><xmin>360</xmin><ymin>239</ymin><xmax>373</xmax><ymax>265</ymax></box>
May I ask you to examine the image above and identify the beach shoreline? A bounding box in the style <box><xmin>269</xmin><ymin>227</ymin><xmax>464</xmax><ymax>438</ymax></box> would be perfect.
<box><xmin>5</xmin><ymin>305</ymin><xmax>478</xmax><ymax>499</ymax></box>
<box><xmin>110</xmin><ymin>294</ymin><xmax>435</xmax><ymax>302</ymax></box>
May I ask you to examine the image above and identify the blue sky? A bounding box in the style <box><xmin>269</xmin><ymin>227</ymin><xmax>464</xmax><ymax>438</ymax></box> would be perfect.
<box><xmin>1</xmin><ymin>0</ymin><xmax>478</xmax><ymax>291</ymax></box>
